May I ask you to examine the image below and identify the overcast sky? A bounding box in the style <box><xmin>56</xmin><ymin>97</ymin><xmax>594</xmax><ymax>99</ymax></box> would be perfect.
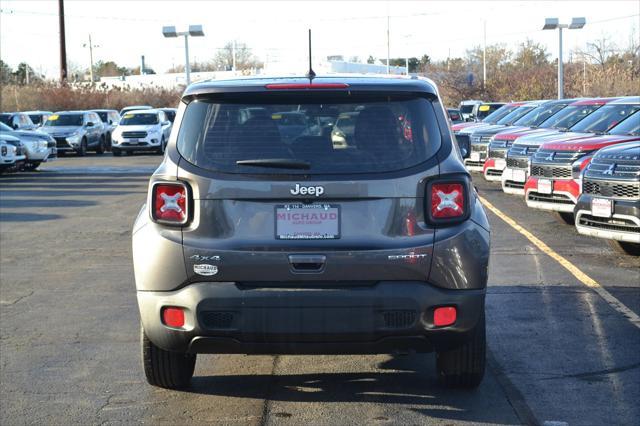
<box><xmin>1</xmin><ymin>0</ymin><xmax>638</xmax><ymax>77</ymax></box>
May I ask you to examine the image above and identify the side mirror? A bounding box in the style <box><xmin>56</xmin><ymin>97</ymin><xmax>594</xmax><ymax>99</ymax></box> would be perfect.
<box><xmin>86</xmin><ymin>122</ymin><xmax>94</xmax><ymax>127</ymax></box>
<box><xmin>108</xmin><ymin>120</ymin><xmax>113</xmax><ymax>125</ymax></box>
<box><xmin>12</xmin><ymin>123</ymin><xmax>19</xmax><ymax>129</ymax></box>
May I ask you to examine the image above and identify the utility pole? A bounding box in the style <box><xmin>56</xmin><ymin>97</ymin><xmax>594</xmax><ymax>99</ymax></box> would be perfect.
<box><xmin>232</xmin><ymin>40</ymin><xmax>237</xmax><ymax>72</ymax></box>
<box><xmin>386</xmin><ymin>14</ymin><xmax>390</xmax><ymax>74</ymax></box>
<box><xmin>83</xmin><ymin>34</ymin><xmax>99</xmax><ymax>82</ymax></box>
<box><xmin>58</xmin><ymin>0</ymin><xmax>68</xmax><ymax>83</ymax></box>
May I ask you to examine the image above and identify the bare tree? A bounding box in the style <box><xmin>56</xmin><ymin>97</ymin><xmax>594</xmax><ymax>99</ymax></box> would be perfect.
<box><xmin>210</xmin><ymin>41</ymin><xmax>263</xmax><ymax>71</ymax></box>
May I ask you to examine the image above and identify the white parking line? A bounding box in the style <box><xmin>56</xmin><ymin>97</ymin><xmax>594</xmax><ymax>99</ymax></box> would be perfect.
<box><xmin>480</xmin><ymin>196</ymin><xmax>640</xmax><ymax>330</ymax></box>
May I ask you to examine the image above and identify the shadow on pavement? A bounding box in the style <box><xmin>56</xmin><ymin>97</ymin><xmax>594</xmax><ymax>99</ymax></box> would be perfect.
<box><xmin>186</xmin><ymin>354</ymin><xmax>515</xmax><ymax>424</ymax></box>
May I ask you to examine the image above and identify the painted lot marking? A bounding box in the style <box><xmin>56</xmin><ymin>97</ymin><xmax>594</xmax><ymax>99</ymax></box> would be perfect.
<box><xmin>479</xmin><ymin>196</ymin><xmax>640</xmax><ymax>330</ymax></box>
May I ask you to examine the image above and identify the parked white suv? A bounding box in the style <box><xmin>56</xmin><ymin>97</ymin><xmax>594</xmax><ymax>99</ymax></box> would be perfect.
<box><xmin>111</xmin><ymin>110</ymin><xmax>172</xmax><ymax>156</ymax></box>
<box><xmin>0</xmin><ymin>134</ymin><xmax>26</xmax><ymax>174</ymax></box>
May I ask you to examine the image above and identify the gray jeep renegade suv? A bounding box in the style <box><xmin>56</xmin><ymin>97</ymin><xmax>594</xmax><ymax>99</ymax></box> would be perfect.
<box><xmin>133</xmin><ymin>76</ymin><xmax>491</xmax><ymax>389</ymax></box>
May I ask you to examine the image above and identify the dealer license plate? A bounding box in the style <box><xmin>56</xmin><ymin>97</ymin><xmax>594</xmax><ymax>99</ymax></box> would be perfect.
<box><xmin>591</xmin><ymin>198</ymin><xmax>612</xmax><ymax>218</ymax></box>
<box><xmin>538</xmin><ymin>179</ymin><xmax>552</xmax><ymax>194</ymax></box>
<box><xmin>276</xmin><ymin>204</ymin><xmax>340</xmax><ymax>240</ymax></box>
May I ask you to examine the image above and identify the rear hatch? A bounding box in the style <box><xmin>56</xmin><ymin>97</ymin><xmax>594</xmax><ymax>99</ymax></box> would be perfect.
<box><xmin>175</xmin><ymin>90</ymin><xmax>445</xmax><ymax>285</ymax></box>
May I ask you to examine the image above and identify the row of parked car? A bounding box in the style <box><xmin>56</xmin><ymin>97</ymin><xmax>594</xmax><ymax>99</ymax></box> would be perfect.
<box><xmin>0</xmin><ymin>106</ymin><xmax>177</xmax><ymax>173</ymax></box>
<box><xmin>449</xmin><ymin>96</ymin><xmax>640</xmax><ymax>256</ymax></box>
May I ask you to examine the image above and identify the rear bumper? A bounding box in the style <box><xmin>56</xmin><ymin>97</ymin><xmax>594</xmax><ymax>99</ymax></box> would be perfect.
<box><xmin>525</xmin><ymin>177</ymin><xmax>579</xmax><ymax>213</ymax></box>
<box><xmin>138</xmin><ymin>281</ymin><xmax>485</xmax><ymax>355</ymax></box>
<box><xmin>574</xmin><ymin>195</ymin><xmax>640</xmax><ymax>243</ymax></box>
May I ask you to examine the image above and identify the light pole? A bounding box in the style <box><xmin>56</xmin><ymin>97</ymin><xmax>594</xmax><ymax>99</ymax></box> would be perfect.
<box><xmin>543</xmin><ymin>17</ymin><xmax>586</xmax><ymax>99</ymax></box>
<box><xmin>162</xmin><ymin>25</ymin><xmax>204</xmax><ymax>85</ymax></box>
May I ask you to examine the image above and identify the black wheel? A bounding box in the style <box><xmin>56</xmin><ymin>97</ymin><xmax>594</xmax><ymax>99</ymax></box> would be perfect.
<box><xmin>106</xmin><ymin>133</ymin><xmax>112</xmax><ymax>151</ymax></box>
<box><xmin>77</xmin><ymin>138</ymin><xmax>87</xmax><ymax>156</ymax></box>
<box><xmin>141</xmin><ymin>327</ymin><xmax>195</xmax><ymax>389</ymax></box>
<box><xmin>96</xmin><ymin>136</ymin><xmax>106</xmax><ymax>155</ymax></box>
<box><xmin>436</xmin><ymin>313</ymin><xmax>486</xmax><ymax>389</ymax></box>
<box><xmin>608</xmin><ymin>240</ymin><xmax>640</xmax><ymax>256</ymax></box>
<box><xmin>23</xmin><ymin>161</ymin><xmax>41</xmax><ymax>171</ymax></box>
<box><xmin>158</xmin><ymin>137</ymin><xmax>166</xmax><ymax>155</ymax></box>
<box><xmin>554</xmin><ymin>211</ymin><xmax>574</xmax><ymax>225</ymax></box>
<box><xmin>112</xmin><ymin>149</ymin><xmax>122</xmax><ymax>157</ymax></box>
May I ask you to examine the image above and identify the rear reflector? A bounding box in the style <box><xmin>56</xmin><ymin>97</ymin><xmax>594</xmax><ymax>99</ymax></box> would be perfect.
<box><xmin>162</xmin><ymin>307</ymin><xmax>185</xmax><ymax>328</ymax></box>
<box><xmin>431</xmin><ymin>183</ymin><xmax>465</xmax><ymax>219</ymax></box>
<box><xmin>434</xmin><ymin>306</ymin><xmax>457</xmax><ymax>327</ymax></box>
<box><xmin>265</xmin><ymin>83</ymin><xmax>349</xmax><ymax>90</ymax></box>
<box><xmin>152</xmin><ymin>182</ymin><xmax>188</xmax><ymax>224</ymax></box>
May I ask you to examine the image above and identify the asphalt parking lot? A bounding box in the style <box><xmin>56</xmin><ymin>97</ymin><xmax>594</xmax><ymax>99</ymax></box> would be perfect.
<box><xmin>1</xmin><ymin>154</ymin><xmax>638</xmax><ymax>425</ymax></box>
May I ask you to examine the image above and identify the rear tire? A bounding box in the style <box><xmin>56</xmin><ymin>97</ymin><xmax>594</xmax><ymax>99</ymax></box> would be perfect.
<box><xmin>141</xmin><ymin>327</ymin><xmax>196</xmax><ymax>389</ymax></box>
<box><xmin>554</xmin><ymin>211</ymin><xmax>574</xmax><ymax>225</ymax></box>
<box><xmin>112</xmin><ymin>149</ymin><xmax>122</xmax><ymax>157</ymax></box>
<box><xmin>436</xmin><ymin>313</ymin><xmax>486</xmax><ymax>389</ymax></box>
<box><xmin>158</xmin><ymin>137</ymin><xmax>166</xmax><ymax>155</ymax></box>
<box><xmin>608</xmin><ymin>240</ymin><xmax>640</xmax><ymax>256</ymax></box>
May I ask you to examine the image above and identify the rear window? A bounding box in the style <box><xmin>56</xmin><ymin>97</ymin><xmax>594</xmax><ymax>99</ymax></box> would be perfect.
<box><xmin>177</xmin><ymin>93</ymin><xmax>442</xmax><ymax>175</ymax></box>
<box><xmin>460</xmin><ymin>105</ymin><xmax>474</xmax><ymax>114</ymax></box>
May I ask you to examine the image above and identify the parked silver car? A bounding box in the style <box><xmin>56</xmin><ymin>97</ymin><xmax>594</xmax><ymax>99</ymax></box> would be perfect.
<box><xmin>91</xmin><ymin>109</ymin><xmax>121</xmax><ymax>150</ymax></box>
<box><xmin>40</xmin><ymin>111</ymin><xmax>107</xmax><ymax>156</ymax></box>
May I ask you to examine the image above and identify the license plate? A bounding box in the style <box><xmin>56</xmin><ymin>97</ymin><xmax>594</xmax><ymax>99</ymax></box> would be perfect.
<box><xmin>495</xmin><ymin>158</ymin><xmax>506</xmax><ymax>169</ymax></box>
<box><xmin>276</xmin><ymin>204</ymin><xmax>340</xmax><ymax>240</ymax></box>
<box><xmin>538</xmin><ymin>179</ymin><xmax>552</xmax><ymax>194</ymax></box>
<box><xmin>513</xmin><ymin>169</ymin><xmax>527</xmax><ymax>183</ymax></box>
<box><xmin>591</xmin><ymin>198</ymin><xmax>612</xmax><ymax>218</ymax></box>
<box><xmin>470</xmin><ymin>152</ymin><xmax>480</xmax><ymax>161</ymax></box>
<box><xmin>127</xmin><ymin>139</ymin><xmax>140</xmax><ymax>144</ymax></box>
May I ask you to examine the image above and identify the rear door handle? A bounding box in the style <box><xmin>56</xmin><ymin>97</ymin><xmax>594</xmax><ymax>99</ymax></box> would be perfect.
<box><xmin>288</xmin><ymin>254</ymin><xmax>326</xmax><ymax>273</ymax></box>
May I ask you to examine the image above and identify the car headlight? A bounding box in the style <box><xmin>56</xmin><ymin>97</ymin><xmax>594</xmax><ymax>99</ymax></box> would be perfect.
<box><xmin>67</xmin><ymin>133</ymin><xmax>81</xmax><ymax>144</ymax></box>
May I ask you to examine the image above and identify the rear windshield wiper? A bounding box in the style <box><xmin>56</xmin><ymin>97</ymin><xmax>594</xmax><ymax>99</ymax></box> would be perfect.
<box><xmin>236</xmin><ymin>158</ymin><xmax>311</xmax><ymax>170</ymax></box>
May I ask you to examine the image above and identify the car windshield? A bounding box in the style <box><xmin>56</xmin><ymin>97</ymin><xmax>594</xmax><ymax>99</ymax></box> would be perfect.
<box><xmin>44</xmin><ymin>114</ymin><xmax>83</xmax><ymax>126</ymax></box>
<box><xmin>0</xmin><ymin>122</ymin><xmax>12</xmax><ymax>131</ymax></box>
<box><xmin>513</xmin><ymin>104</ymin><xmax>566</xmax><ymax>127</ymax></box>
<box><xmin>539</xmin><ymin>104</ymin><xmax>602</xmax><ymax>130</ymax></box>
<box><xmin>120</xmin><ymin>113</ymin><xmax>159</xmax><ymax>125</ymax></box>
<box><xmin>569</xmin><ymin>104</ymin><xmax>640</xmax><ymax>133</ymax></box>
<box><xmin>0</xmin><ymin>114</ymin><xmax>11</xmax><ymax>126</ymax></box>
<box><xmin>476</xmin><ymin>104</ymin><xmax>503</xmax><ymax>119</ymax></box>
<box><xmin>607</xmin><ymin>111</ymin><xmax>640</xmax><ymax>136</ymax></box>
<box><xmin>460</xmin><ymin>105</ymin><xmax>475</xmax><ymax>114</ymax></box>
<box><xmin>177</xmin><ymin>93</ymin><xmax>442</xmax><ymax>175</ymax></box>
<box><xmin>481</xmin><ymin>105</ymin><xmax>517</xmax><ymax>123</ymax></box>
<box><xmin>496</xmin><ymin>106</ymin><xmax>534</xmax><ymax>125</ymax></box>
